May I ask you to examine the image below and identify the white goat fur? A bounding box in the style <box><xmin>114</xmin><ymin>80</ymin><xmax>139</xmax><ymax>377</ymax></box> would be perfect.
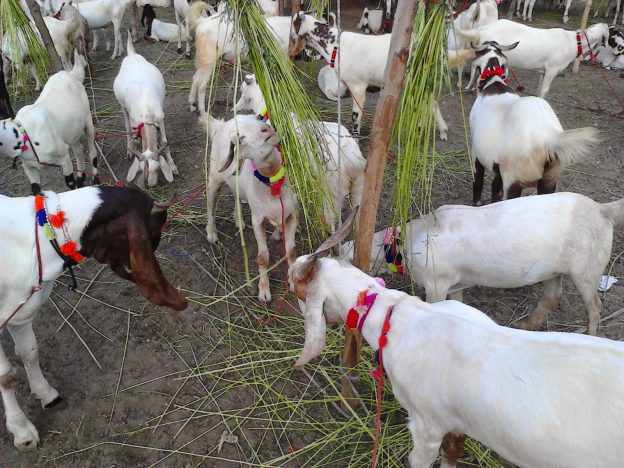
<box><xmin>595</xmin><ymin>44</ymin><xmax>624</xmax><ymax>68</ymax></box>
<box><xmin>258</xmin><ymin>0</ymin><xmax>279</xmax><ymax>16</ymax></box>
<box><xmin>114</xmin><ymin>34</ymin><xmax>178</xmax><ymax>187</ymax></box>
<box><xmin>289</xmin><ymin>255</ymin><xmax>624</xmax><ymax>467</ymax></box>
<box><xmin>291</xmin><ymin>12</ymin><xmax>449</xmax><ymax>139</ymax></box>
<box><xmin>447</xmin><ymin>0</ymin><xmax>498</xmax><ymax>86</ymax></box>
<box><xmin>234</xmin><ymin>74</ymin><xmax>365</xmax><ymax>232</ymax></box>
<box><xmin>355</xmin><ymin>7</ymin><xmax>383</xmax><ymax>34</ymax></box>
<box><xmin>188</xmin><ymin>2</ymin><xmax>293</xmax><ymax>117</ymax></box>
<box><xmin>74</xmin><ymin>0</ymin><xmax>136</xmax><ymax>59</ymax></box>
<box><xmin>459</xmin><ymin>20</ymin><xmax>610</xmax><ymax>96</ymax></box>
<box><xmin>340</xmin><ymin>192</ymin><xmax>624</xmax><ymax>335</ymax></box>
<box><xmin>150</xmin><ymin>18</ymin><xmax>187</xmax><ymax>42</ymax></box>
<box><xmin>317</xmin><ymin>64</ymin><xmax>348</xmax><ymax>101</ymax></box>
<box><xmin>469</xmin><ymin>44</ymin><xmax>598</xmax><ymax>202</ymax></box>
<box><xmin>205</xmin><ymin>115</ymin><xmax>297</xmax><ymax>303</ymax></box>
<box><xmin>0</xmin><ymin>54</ymin><xmax>98</xmax><ymax>194</ymax></box>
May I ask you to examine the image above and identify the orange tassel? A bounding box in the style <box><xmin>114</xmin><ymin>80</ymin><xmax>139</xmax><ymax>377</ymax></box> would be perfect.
<box><xmin>48</xmin><ymin>211</ymin><xmax>65</xmax><ymax>228</ymax></box>
<box><xmin>34</xmin><ymin>195</ymin><xmax>44</xmax><ymax>211</ymax></box>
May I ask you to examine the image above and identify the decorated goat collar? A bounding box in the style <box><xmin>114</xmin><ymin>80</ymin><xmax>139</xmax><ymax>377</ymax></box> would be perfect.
<box><xmin>478</xmin><ymin>65</ymin><xmax>510</xmax><ymax>92</ymax></box>
<box><xmin>35</xmin><ymin>193</ymin><xmax>83</xmax><ymax>293</ymax></box>
<box><xmin>257</xmin><ymin>105</ymin><xmax>270</xmax><ymax>123</ymax></box>
<box><xmin>345</xmin><ymin>279</ymin><xmax>386</xmax><ymax>331</ymax></box>
<box><xmin>329</xmin><ymin>45</ymin><xmax>338</xmax><ymax>68</ymax></box>
<box><xmin>9</xmin><ymin>119</ymin><xmax>41</xmax><ymax>168</ymax></box>
<box><xmin>251</xmin><ymin>161</ymin><xmax>286</xmax><ymax>197</ymax></box>
<box><xmin>383</xmin><ymin>228</ymin><xmax>404</xmax><ymax>275</ymax></box>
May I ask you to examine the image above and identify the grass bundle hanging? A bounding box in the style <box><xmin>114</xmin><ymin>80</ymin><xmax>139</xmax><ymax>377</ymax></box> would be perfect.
<box><xmin>392</xmin><ymin>0</ymin><xmax>448</xmax><ymax>233</ymax></box>
<box><xmin>228</xmin><ymin>0</ymin><xmax>333</xmax><ymax>245</ymax></box>
<box><xmin>0</xmin><ymin>0</ymin><xmax>51</xmax><ymax>94</ymax></box>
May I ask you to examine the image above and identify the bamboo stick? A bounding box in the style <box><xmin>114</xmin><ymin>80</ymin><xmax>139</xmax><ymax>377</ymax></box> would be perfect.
<box><xmin>342</xmin><ymin>0</ymin><xmax>418</xmax><ymax>409</ymax></box>
<box><xmin>573</xmin><ymin>0</ymin><xmax>592</xmax><ymax>73</ymax></box>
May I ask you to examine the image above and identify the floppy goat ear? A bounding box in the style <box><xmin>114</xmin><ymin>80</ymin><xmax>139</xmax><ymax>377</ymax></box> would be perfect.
<box><xmin>219</xmin><ymin>141</ymin><xmax>237</xmax><ymax>173</ymax></box>
<box><xmin>292</xmin><ymin>11</ymin><xmax>305</xmax><ymax>34</ymax></box>
<box><xmin>126</xmin><ymin>217</ymin><xmax>188</xmax><ymax>311</ymax></box>
<box><xmin>294</xmin><ymin>274</ymin><xmax>327</xmax><ymax>369</ymax></box>
<box><xmin>314</xmin><ymin>207</ymin><xmax>358</xmax><ymax>256</ymax></box>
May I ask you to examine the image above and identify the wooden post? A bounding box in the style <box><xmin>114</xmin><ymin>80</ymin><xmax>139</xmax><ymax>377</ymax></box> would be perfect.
<box><xmin>573</xmin><ymin>0</ymin><xmax>592</xmax><ymax>73</ymax></box>
<box><xmin>24</xmin><ymin>0</ymin><xmax>63</xmax><ymax>72</ymax></box>
<box><xmin>292</xmin><ymin>0</ymin><xmax>300</xmax><ymax>14</ymax></box>
<box><xmin>341</xmin><ymin>0</ymin><xmax>418</xmax><ymax>409</ymax></box>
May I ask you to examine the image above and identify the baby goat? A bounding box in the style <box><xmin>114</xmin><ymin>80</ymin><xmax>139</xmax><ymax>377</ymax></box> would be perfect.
<box><xmin>0</xmin><ymin>53</ymin><xmax>98</xmax><ymax>195</ymax></box>
<box><xmin>0</xmin><ymin>186</ymin><xmax>186</xmax><ymax>451</ymax></box>
<box><xmin>114</xmin><ymin>34</ymin><xmax>178</xmax><ymax>187</ymax></box>
<box><xmin>340</xmin><ymin>191</ymin><xmax>624</xmax><ymax>335</ymax></box>
<box><xmin>469</xmin><ymin>41</ymin><xmax>598</xmax><ymax>203</ymax></box>
<box><xmin>205</xmin><ymin>114</ymin><xmax>297</xmax><ymax>303</ymax></box>
<box><xmin>289</xmin><ymin>252</ymin><xmax>624</xmax><ymax>467</ymax></box>
<box><xmin>234</xmin><ymin>74</ymin><xmax>365</xmax><ymax>232</ymax></box>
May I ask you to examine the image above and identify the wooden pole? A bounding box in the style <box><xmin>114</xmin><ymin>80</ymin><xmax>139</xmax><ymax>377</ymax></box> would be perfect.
<box><xmin>292</xmin><ymin>0</ymin><xmax>300</xmax><ymax>14</ymax></box>
<box><xmin>341</xmin><ymin>0</ymin><xmax>418</xmax><ymax>409</ymax></box>
<box><xmin>573</xmin><ymin>0</ymin><xmax>592</xmax><ymax>73</ymax></box>
<box><xmin>24</xmin><ymin>0</ymin><xmax>64</xmax><ymax>72</ymax></box>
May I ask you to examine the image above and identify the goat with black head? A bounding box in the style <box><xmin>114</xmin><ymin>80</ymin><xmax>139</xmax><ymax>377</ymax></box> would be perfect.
<box><xmin>469</xmin><ymin>41</ymin><xmax>598</xmax><ymax>203</ymax></box>
<box><xmin>0</xmin><ymin>186</ymin><xmax>186</xmax><ymax>451</ymax></box>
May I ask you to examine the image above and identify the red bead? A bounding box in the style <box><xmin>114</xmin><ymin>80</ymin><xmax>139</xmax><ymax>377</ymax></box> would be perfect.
<box><xmin>378</xmin><ymin>335</ymin><xmax>388</xmax><ymax>348</ymax></box>
<box><xmin>48</xmin><ymin>211</ymin><xmax>65</xmax><ymax>228</ymax></box>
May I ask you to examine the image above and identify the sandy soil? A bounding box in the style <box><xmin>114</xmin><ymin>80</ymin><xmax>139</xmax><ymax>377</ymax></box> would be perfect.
<box><xmin>1</xmin><ymin>1</ymin><xmax>623</xmax><ymax>466</ymax></box>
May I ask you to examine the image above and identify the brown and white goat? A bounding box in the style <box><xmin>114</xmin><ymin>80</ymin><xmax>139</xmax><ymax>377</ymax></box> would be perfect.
<box><xmin>0</xmin><ymin>186</ymin><xmax>187</xmax><ymax>451</ymax></box>
<box><xmin>469</xmin><ymin>41</ymin><xmax>598</xmax><ymax>203</ymax></box>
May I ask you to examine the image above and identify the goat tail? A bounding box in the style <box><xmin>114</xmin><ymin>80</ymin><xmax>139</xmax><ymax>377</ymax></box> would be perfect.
<box><xmin>548</xmin><ymin>127</ymin><xmax>599</xmax><ymax>166</ymax></box>
<box><xmin>601</xmin><ymin>198</ymin><xmax>624</xmax><ymax>228</ymax></box>
<box><xmin>203</xmin><ymin>113</ymin><xmax>223</xmax><ymax>141</ymax></box>
<box><xmin>448</xmin><ymin>49</ymin><xmax>476</xmax><ymax>69</ymax></box>
<box><xmin>126</xmin><ymin>30</ymin><xmax>135</xmax><ymax>55</ymax></box>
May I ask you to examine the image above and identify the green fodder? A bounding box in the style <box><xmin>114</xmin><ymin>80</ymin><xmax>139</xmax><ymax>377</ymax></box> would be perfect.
<box><xmin>392</xmin><ymin>0</ymin><xmax>448</xmax><ymax>234</ymax></box>
<box><xmin>0</xmin><ymin>0</ymin><xmax>52</xmax><ymax>96</ymax></box>
<box><xmin>230</xmin><ymin>0</ymin><xmax>333</xmax><ymax>245</ymax></box>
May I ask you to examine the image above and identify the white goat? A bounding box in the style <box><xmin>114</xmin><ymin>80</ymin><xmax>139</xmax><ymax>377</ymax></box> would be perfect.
<box><xmin>114</xmin><ymin>34</ymin><xmax>177</xmax><ymax>187</ymax></box>
<box><xmin>205</xmin><ymin>114</ymin><xmax>297</xmax><ymax>303</ymax></box>
<box><xmin>289</xmin><ymin>253</ymin><xmax>624</xmax><ymax>468</ymax></box>
<box><xmin>514</xmin><ymin>0</ymin><xmax>538</xmax><ymax>21</ymax></box>
<box><xmin>43</xmin><ymin>16</ymin><xmax>81</xmax><ymax>70</ymax></box>
<box><xmin>458</xmin><ymin>20</ymin><xmax>610</xmax><ymax>96</ymax></box>
<box><xmin>234</xmin><ymin>73</ymin><xmax>365</xmax><ymax>232</ymax></box>
<box><xmin>469</xmin><ymin>41</ymin><xmax>598</xmax><ymax>203</ymax></box>
<box><xmin>0</xmin><ymin>53</ymin><xmax>98</xmax><ymax>195</ymax></box>
<box><xmin>0</xmin><ymin>186</ymin><xmax>186</xmax><ymax>451</ymax></box>
<box><xmin>595</xmin><ymin>44</ymin><xmax>624</xmax><ymax>68</ymax></box>
<box><xmin>340</xmin><ymin>191</ymin><xmax>624</xmax><ymax>336</ymax></box>
<box><xmin>356</xmin><ymin>7</ymin><xmax>383</xmax><ymax>34</ymax></box>
<box><xmin>447</xmin><ymin>0</ymin><xmax>499</xmax><ymax>87</ymax></box>
<box><xmin>149</xmin><ymin>18</ymin><xmax>187</xmax><ymax>42</ymax></box>
<box><xmin>258</xmin><ymin>0</ymin><xmax>279</xmax><ymax>16</ymax></box>
<box><xmin>74</xmin><ymin>0</ymin><xmax>136</xmax><ymax>59</ymax></box>
<box><xmin>291</xmin><ymin>12</ymin><xmax>449</xmax><ymax>139</ymax></box>
<box><xmin>187</xmin><ymin>1</ymin><xmax>295</xmax><ymax>117</ymax></box>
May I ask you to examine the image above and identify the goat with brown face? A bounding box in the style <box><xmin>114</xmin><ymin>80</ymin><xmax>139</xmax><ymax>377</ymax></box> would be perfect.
<box><xmin>0</xmin><ymin>186</ymin><xmax>186</xmax><ymax>452</ymax></box>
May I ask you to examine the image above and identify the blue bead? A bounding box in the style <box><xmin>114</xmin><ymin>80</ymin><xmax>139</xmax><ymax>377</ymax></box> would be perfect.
<box><xmin>36</xmin><ymin>210</ymin><xmax>47</xmax><ymax>226</ymax></box>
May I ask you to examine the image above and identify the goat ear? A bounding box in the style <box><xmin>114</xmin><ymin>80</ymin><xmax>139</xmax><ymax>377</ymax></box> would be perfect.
<box><xmin>294</xmin><ymin>290</ymin><xmax>326</xmax><ymax>369</ymax></box>
<box><xmin>243</xmin><ymin>74</ymin><xmax>254</xmax><ymax>85</ymax></box>
<box><xmin>159</xmin><ymin>156</ymin><xmax>174</xmax><ymax>182</ymax></box>
<box><xmin>293</xmin><ymin>11</ymin><xmax>304</xmax><ymax>34</ymax></box>
<box><xmin>218</xmin><ymin>142</ymin><xmax>236</xmax><ymax>173</ymax></box>
<box><xmin>313</xmin><ymin>207</ymin><xmax>359</xmax><ymax>256</ymax></box>
<box><xmin>125</xmin><ymin>217</ymin><xmax>188</xmax><ymax>311</ymax></box>
<box><xmin>127</xmin><ymin>158</ymin><xmax>141</xmax><ymax>182</ymax></box>
<box><xmin>498</xmin><ymin>41</ymin><xmax>519</xmax><ymax>51</ymax></box>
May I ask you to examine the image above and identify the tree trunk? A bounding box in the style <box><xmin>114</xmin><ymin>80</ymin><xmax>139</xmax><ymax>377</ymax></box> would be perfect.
<box><xmin>292</xmin><ymin>0</ymin><xmax>300</xmax><ymax>14</ymax></box>
<box><xmin>24</xmin><ymin>0</ymin><xmax>64</xmax><ymax>72</ymax></box>
<box><xmin>341</xmin><ymin>0</ymin><xmax>418</xmax><ymax>410</ymax></box>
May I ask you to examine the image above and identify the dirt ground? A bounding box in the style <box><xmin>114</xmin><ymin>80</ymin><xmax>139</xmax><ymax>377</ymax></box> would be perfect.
<box><xmin>1</xmin><ymin>1</ymin><xmax>624</xmax><ymax>467</ymax></box>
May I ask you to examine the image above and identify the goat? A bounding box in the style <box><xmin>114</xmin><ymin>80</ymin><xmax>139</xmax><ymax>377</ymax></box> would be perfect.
<box><xmin>234</xmin><ymin>73</ymin><xmax>365</xmax><ymax>232</ymax></box>
<box><xmin>187</xmin><ymin>1</ymin><xmax>295</xmax><ymax>117</ymax></box>
<box><xmin>469</xmin><ymin>41</ymin><xmax>598</xmax><ymax>203</ymax></box>
<box><xmin>447</xmin><ymin>0</ymin><xmax>499</xmax><ymax>87</ymax></box>
<box><xmin>355</xmin><ymin>0</ymin><xmax>397</xmax><ymax>34</ymax></box>
<box><xmin>43</xmin><ymin>16</ymin><xmax>81</xmax><ymax>70</ymax></box>
<box><xmin>458</xmin><ymin>20</ymin><xmax>610</xmax><ymax>96</ymax></box>
<box><xmin>339</xmin><ymin>191</ymin><xmax>624</xmax><ymax>336</ymax></box>
<box><xmin>205</xmin><ymin>114</ymin><xmax>297</xmax><ymax>303</ymax></box>
<box><xmin>514</xmin><ymin>0</ymin><xmax>538</xmax><ymax>21</ymax></box>
<box><xmin>595</xmin><ymin>44</ymin><xmax>624</xmax><ymax>68</ymax></box>
<box><xmin>0</xmin><ymin>186</ymin><xmax>187</xmax><ymax>451</ymax></box>
<box><xmin>0</xmin><ymin>53</ymin><xmax>98</xmax><ymax>195</ymax></box>
<box><xmin>114</xmin><ymin>34</ymin><xmax>177</xmax><ymax>187</ymax></box>
<box><xmin>567</xmin><ymin>0</ymin><xmax>623</xmax><ymax>24</ymax></box>
<box><xmin>608</xmin><ymin>24</ymin><xmax>624</xmax><ymax>53</ymax></box>
<box><xmin>291</xmin><ymin>12</ymin><xmax>449</xmax><ymax>139</ymax></box>
<box><xmin>74</xmin><ymin>0</ymin><xmax>137</xmax><ymax>59</ymax></box>
<box><xmin>149</xmin><ymin>18</ymin><xmax>187</xmax><ymax>42</ymax></box>
<box><xmin>289</xmin><ymin>251</ymin><xmax>624</xmax><ymax>468</ymax></box>
<box><xmin>317</xmin><ymin>64</ymin><xmax>348</xmax><ymax>101</ymax></box>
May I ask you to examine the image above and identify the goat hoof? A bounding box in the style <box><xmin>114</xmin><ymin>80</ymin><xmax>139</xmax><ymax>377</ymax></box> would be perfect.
<box><xmin>44</xmin><ymin>395</ymin><xmax>63</xmax><ymax>409</ymax></box>
<box><xmin>185</xmin><ymin>53</ymin><xmax>191</xmax><ymax>59</ymax></box>
<box><xmin>439</xmin><ymin>131</ymin><xmax>448</xmax><ymax>141</ymax></box>
<box><xmin>258</xmin><ymin>289</ymin><xmax>272</xmax><ymax>304</ymax></box>
<box><xmin>92</xmin><ymin>176</ymin><xmax>101</xmax><ymax>186</ymax></box>
<box><xmin>205</xmin><ymin>226</ymin><xmax>218</xmax><ymax>244</ymax></box>
<box><xmin>10</xmin><ymin>421</ymin><xmax>39</xmax><ymax>452</ymax></box>
<box><xmin>177</xmin><ymin>47</ymin><xmax>182</xmax><ymax>53</ymax></box>
<box><xmin>472</xmin><ymin>201</ymin><xmax>482</xmax><ymax>207</ymax></box>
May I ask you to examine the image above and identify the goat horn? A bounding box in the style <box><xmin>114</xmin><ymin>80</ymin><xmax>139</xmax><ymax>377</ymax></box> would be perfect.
<box><xmin>313</xmin><ymin>207</ymin><xmax>359</xmax><ymax>256</ymax></box>
<box><xmin>151</xmin><ymin>193</ymin><xmax>179</xmax><ymax>214</ymax></box>
<box><xmin>496</xmin><ymin>41</ymin><xmax>519</xmax><ymax>51</ymax></box>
